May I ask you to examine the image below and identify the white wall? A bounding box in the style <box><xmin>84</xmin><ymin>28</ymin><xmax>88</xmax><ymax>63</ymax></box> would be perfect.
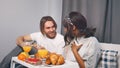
<box><xmin>0</xmin><ymin>0</ymin><xmax>62</xmax><ymax>62</ymax></box>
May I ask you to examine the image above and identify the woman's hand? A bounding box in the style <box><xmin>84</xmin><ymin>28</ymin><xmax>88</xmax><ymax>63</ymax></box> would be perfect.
<box><xmin>71</xmin><ymin>42</ymin><xmax>85</xmax><ymax>68</ymax></box>
<box><xmin>71</xmin><ymin>42</ymin><xmax>83</xmax><ymax>52</ymax></box>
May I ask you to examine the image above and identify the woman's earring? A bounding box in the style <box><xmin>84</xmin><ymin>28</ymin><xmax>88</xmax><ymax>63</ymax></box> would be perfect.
<box><xmin>72</xmin><ymin>25</ymin><xmax>76</xmax><ymax>31</ymax></box>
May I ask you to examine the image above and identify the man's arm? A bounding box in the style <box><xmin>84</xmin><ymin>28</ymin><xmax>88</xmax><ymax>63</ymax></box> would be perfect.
<box><xmin>16</xmin><ymin>35</ymin><xmax>32</xmax><ymax>46</ymax></box>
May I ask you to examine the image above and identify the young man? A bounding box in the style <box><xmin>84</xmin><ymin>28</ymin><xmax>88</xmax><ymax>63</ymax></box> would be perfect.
<box><xmin>0</xmin><ymin>16</ymin><xmax>65</xmax><ymax>68</ymax></box>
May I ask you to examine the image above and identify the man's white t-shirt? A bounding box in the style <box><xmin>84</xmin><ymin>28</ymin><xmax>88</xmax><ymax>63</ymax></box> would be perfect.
<box><xmin>30</xmin><ymin>32</ymin><xmax>65</xmax><ymax>55</ymax></box>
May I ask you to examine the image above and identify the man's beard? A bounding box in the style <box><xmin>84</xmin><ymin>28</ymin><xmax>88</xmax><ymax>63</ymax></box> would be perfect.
<box><xmin>45</xmin><ymin>31</ymin><xmax>56</xmax><ymax>39</ymax></box>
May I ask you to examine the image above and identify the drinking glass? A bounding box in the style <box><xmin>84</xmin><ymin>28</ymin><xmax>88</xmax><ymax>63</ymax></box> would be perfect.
<box><xmin>38</xmin><ymin>49</ymin><xmax>48</xmax><ymax>65</ymax></box>
<box><xmin>22</xmin><ymin>42</ymin><xmax>32</xmax><ymax>53</ymax></box>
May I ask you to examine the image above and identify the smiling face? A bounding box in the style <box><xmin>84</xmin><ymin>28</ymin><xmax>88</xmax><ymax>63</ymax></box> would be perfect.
<box><xmin>43</xmin><ymin>21</ymin><xmax>56</xmax><ymax>39</ymax></box>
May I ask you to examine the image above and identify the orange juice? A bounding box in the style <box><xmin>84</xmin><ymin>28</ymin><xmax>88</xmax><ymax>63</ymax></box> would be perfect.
<box><xmin>22</xmin><ymin>46</ymin><xmax>32</xmax><ymax>53</ymax></box>
<box><xmin>38</xmin><ymin>49</ymin><xmax>48</xmax><ymax>58</ymax></box>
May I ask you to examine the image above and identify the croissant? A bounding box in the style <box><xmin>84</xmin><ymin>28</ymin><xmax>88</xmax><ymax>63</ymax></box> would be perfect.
<box><xmin>45</xmin><ymin>57</ymin><xmax>51</xmax><ymax>65</ymax></box>
<box><xmin>56</xmin><ymin>55</ymin><xmax>65</xmax><ymax>65</ymax></box>
<box><xmin>50</xmin><ymin>53</ymin><xmax>59</xmax><ymax>65</ymax></box>
<box><xmin>44</xmin><ymin>52</ymin><xmax>65</xmax><ymax>65</ymax></box>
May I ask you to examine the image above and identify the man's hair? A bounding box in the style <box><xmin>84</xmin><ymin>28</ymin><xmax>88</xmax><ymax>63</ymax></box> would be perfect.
<box><xmin>40</xmin><ymin>16</ymin><xmax>57</xmax><ymax>34</ymax></box>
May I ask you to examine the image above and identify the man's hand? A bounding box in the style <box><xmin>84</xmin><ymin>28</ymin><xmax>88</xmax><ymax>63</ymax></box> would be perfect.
<box><xmin>32</xmin><ymin>44</ymin><xmax>45</xmax><ymax>49</ymax></box>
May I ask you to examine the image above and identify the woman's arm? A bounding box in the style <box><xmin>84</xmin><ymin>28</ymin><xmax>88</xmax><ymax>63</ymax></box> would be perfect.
<box><xmin>71</xmin><ymin>42</ymin><xmax>85</xmax><ymax>68</ymax></box>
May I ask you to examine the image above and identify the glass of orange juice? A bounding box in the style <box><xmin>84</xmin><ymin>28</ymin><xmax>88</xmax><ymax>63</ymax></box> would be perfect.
<box><xmin>22</xmin><ymin>42</ymin><xmax>32</xmax><ymax>53</ymax></box>
<box><xmin>37</xmin><ymin>49</ymin><xmax>48</xmax><ymax>65</ymax></box>
<box><xmin>38</xmin><ymin>49</ymin><xmax>48</xmax><ymax>58</ymax></box>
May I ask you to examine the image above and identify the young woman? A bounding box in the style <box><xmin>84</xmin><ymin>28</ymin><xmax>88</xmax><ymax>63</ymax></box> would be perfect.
<box><xmin>63</xmin><ymin>11</ymin><xmax>101</xmax><ymax>68</ymax></box>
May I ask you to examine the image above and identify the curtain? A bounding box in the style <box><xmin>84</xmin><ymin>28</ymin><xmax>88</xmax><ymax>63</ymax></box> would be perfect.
<box><xmin>103</xmin><ymin>0</ymin><xmax>120</xmax><ymax>43</ymax></box>
<box><xmin>61</xmin><ymin>0</ymin><xmax>120</xmax><ymax>44</ymax></box>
